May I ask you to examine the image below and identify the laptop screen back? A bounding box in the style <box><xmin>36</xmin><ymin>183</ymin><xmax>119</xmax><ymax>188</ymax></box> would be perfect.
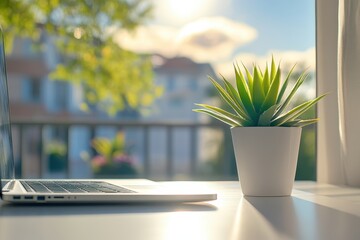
<box><xmin>0</xmin><ymin>28</ymin><xmax>15</xmax><ymax>196</ymax></box>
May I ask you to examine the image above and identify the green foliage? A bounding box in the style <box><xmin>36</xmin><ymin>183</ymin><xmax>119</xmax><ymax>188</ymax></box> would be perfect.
<box><xmin>91</xmin><ymin>132</ymin><xmax>137</xmax><ymax>176</ymax></box>
<box><xmin>194</xmin><ymin>57</ymin><xmax>326</xmax><ymax>127</ymax></box>
<box><xmin>0</xmin><ymin>0</ymin><xmax>162</xmax><ymax>115</ymax></box>
<box><xmin>295</xmin><ymin>125</ymin><xmax>316</xmax><ymax>180</ymax></box>
<box><xmin>45</xmin><ymin>140</ymin><xmax>67</xmax><ymax>172</ymax></box>
<box><xmin>91</xmin><ymin>132</ymin><xmax>127</xmax><ymax>163</ymax></box>
<box><xmin>45</xmin><ymin>140</ymin><xmax>66</xmax><ymax>157</ymax></box>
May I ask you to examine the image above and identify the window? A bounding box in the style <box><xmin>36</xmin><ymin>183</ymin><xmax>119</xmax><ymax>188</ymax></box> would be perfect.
<box><xmin>22</xmin><ymin>77</ymin><xmax>42</xmax><ymax>103</ymax></box>
<box><xmin>53</xmin><ymin>81</ymin><xmax>68</xmax><ymax>111</ymax></box>
<box><xmin>7</xmin><ymin>0</ymin><xmax>316</xmax><ymax>180</ymax></box>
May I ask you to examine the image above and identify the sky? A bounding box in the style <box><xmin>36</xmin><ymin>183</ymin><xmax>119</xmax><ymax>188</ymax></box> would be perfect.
<box><xmin>112</xmin><ymin>0</ymin><xmax>315</xmax><ymax>77</ymax></box>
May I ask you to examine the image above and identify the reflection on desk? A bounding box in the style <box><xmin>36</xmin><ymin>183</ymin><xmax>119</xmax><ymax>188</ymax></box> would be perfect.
<box><xmin>1</xmin><ymin>181</ymin><xmax>360</xmax><ymax>240</ymax></box>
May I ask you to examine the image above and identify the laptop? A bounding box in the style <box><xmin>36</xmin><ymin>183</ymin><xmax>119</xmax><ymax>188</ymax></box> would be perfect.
<box><xmin>0</xmin><ymin>29</ymin><xmax>217</xmax><ymax>203</ymax></box>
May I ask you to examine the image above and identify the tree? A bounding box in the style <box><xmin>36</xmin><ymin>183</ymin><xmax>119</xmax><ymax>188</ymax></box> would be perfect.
<box><xmin>0</xmin><ymin>0</ymin><xmax>162</xmax><ymax>115</ymax></box>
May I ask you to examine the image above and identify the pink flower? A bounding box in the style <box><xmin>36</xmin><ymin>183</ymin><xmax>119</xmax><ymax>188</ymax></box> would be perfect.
<box><xmin>91</xmin><ymin>155</ymin><xmax>107</xmax><ymax>168</ymax></box>
<box><xmin>113</xmin><ymin>154</ymin><xmax>133</xmax><ymax>164</ymax></box>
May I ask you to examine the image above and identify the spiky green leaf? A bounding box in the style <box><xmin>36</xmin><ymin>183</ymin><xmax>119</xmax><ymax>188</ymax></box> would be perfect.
<box><xmin>278</xmin><ymin>118</ymin><xmax>319</xmax><ymax>127</ymax></box>
<box><xmin>194</xmin><ymin>57</ymin><xmax>325</xmax><ymax>128</ymax></box>
<box><xmin>195</xmin><ymin>104</ymin><xmax>251</xmax><ymax>126</ymax></box>
<box><xmin>258</xmin><ymin>105</ymin><xmax>278</xmax><ymax>126</ymax></box>
<box><xmin>263</xmin><ymin>65</ymin><xmax>270</xmax><ymax>95</ymax></box>
<box><xmin>272</xmin><ymin>94</ymin><xmax>326</xmax><ymax>126</ymax></box>
<box><xmin>242</xmin><ymin>63</ymin><xmax>253</xmax><ymax>95</ymax></box>
<box><xmin>274</xmin><ymin>71</ymin><xmax>309</xmax><ymax>118</ymax></box>
<box><xmin>252</xmin><ymin>66</ymin><xmax>266</xmax><ymax>113</ymax></box>
<box><xmin>208</xmin><ymin>76</ymin><xmax>248</xmax><ymax>118</ymax></box>
<box><xmin>220</xmin><ymin>74</ymin><xmax>250</xmax><ymax>119</ymax></box>
<box><xmin>193</xmin><ymin>109</ymin><xmax>241</xmax><ymax>127</ymax></box>
<box><xmin>261</xmin><ymin>65</ymin><xmax>281</xmax><ymax>112</ymax></box>
<box><xmin>281</xmin><ymin>119</ymin><xmax>302</xmax><ymax>127</ymax></box>
<box><xmin>277</xmin><ymin>64</ymin><xmax>296</xmax><ymax>104</ymax></box>
<box><xmin>233</xmin><ymin>64</ymin><xmax>257</xmax><ymax>120</ymax></box>
<box><xmin>294</xmin><ymin>118</ymin><xmax>319</xmax><ymax>127</ymax></box>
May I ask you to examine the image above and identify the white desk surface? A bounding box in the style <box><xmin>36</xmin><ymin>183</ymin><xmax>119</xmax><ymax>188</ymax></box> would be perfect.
<box><xmin>1</xmin><ymin>180</ymin><xmax>360</xmax><ymax>240</ymax></box>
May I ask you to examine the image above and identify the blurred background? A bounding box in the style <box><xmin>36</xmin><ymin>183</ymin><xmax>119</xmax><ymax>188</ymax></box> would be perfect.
<box><xmin>0</xmin><ymin>0</ymin><xmax>316</xmax><ymax>181</ymax></box>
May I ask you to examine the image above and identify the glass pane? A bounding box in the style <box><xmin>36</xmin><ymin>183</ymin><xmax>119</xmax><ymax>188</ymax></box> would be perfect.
<box><xmin>0</xmin><ymin>29</ymin><xmax>15</xmax><ymax>189</ymax></box>
<box><xmin>3</xmin><ymin>0</ymin><xmax>315</xmax><ymax>180</ymax></box>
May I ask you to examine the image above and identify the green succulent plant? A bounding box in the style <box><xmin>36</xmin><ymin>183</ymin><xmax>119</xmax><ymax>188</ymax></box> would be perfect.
<box><xmin>193</xmin><ymin>57</ymin><xmax>325</xmax><ymax>127</ymax></box>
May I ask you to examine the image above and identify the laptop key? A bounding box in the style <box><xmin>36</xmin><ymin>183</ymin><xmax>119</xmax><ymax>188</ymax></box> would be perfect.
<box><xmin>80</xmin><ymin>187</ymin><xmax>102</xmax><ymax>193</ymax></box>
<box><xmin>20</xmin><ymin>181</ymin><xmax>34</xmax><ymax>192</ymax></box>
<box><xmin>21</xmin><ymin>181</ymin><xmax>136</xmax><ymax>194</ymax></box>
<box><xmin>65</xmin><ymin>188</ymin><xmax>86</xmax><ymax>193</ymax></box>
<box><xmin>43</xmin><ymin>185</ymin><xmax>67</xmax><ymax>193</ymax></box>
<box><xmin>25</xmin><ymin>182</ymin><xmax>51</xmax><ymax>193</ymax></box>
<box><xmin>97</xmin><ymin>188</ymin><xmax>118</xmax><ymax>193</ymax></box>
<box><xmin>93</xmin><ymin>182</ymin><xmax>136</xmax><ymax>193</ymax></box>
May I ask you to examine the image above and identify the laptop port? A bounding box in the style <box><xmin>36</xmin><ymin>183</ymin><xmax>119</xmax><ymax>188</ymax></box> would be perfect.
<box><xmin>37</xmin><ymin>196</ymin><xmax>45</xmax><ymax>201</ymax></box>
<box><xmin>53</xmin><ymin>196</ymin><xmax>64</xmax><ymax>199</ymax></box>
<box><xmin>24</xmin><ymin>196</ymin><xmax>33</xmax><ymax>200</ymax></box>
<box><xmin>13</xmin><ymin>196</ymin><xmax>21</xmax><ymax>200</ymax></box>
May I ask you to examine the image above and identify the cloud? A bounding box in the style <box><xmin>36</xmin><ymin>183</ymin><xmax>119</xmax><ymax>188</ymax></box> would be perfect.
<box><xmin>112</xmin><ymin>25</ymin><xmax>178</xmax><ymax>57</ymax></box>
<box><xmin>214</xmin><ymin>48</ymin><xmax>316</xmax><ymax>78</ymax></box>
<box><xmin>112</xmin><ymin>17</ymin><xmax>257</xmax><ymax>62</ymax></box>
<box><xmin>176</xmin><ymin>17</ymin><xmax>257</xmax><ymax>62</ymax></box>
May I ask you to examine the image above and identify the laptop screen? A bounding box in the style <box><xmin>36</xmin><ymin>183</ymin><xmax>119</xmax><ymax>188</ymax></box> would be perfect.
<box><xmin>0</xmin><ymin>27</ymin><xmax>15</xmax><ymax>197</ymax></box>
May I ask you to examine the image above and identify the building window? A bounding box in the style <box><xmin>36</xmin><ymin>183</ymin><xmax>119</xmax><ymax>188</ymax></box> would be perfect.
<box><xmin>54</xmin><ymin>81</ymin><xmax>68</xmax><ymax>111</ymax></box>
<box><xmin>22</xmin><ymin>77</ymin><xmax>42</xmax><ymax>103</ymax></box>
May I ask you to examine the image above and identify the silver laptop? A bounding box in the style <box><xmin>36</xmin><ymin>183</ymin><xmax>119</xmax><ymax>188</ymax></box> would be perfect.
<box><xmin>0</xmin><ymin>29</ymin><xmax>216</xmax><ymax>203</ymax></box>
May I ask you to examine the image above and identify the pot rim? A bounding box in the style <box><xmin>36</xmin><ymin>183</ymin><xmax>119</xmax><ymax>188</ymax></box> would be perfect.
<box><xmin>230</xmin><ymin>126</ymin><xmax>302</xmax><ymax>129</ymax></box>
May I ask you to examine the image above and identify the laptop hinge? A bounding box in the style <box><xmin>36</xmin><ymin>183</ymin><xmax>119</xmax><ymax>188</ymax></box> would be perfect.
<box><xmin>2</xmin><ymin>179</ymin><xmax>15</xmax><ymax>193</ymax></box>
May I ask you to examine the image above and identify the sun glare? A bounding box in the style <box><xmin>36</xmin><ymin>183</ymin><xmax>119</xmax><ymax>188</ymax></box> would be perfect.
<box><xmin>169</xmin><ymin>0</ymin><xmax>204</xmax><ymax>18</ymax></box>
<box><xmin>158</xmin><ymin>0</ymin><xmax>214</xmax><ymax>24</ymax></box>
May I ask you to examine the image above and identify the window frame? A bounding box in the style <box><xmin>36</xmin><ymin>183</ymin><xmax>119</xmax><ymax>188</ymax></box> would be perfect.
<box><xmin>316</xmin><ymin>0</ymin><xmax>346</xmax><ymax>184</ymax></box>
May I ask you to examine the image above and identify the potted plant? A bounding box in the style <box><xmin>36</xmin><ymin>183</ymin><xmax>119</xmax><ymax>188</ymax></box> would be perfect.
<box><xmin>90</xmin><ymin>132</ymin><xmax>137</xmax><ymax>178</ymax></box>
<box><xmin>193</xmin><ymin>57</ymin><xmax>325</xmax><ymax>196</ymax></box>
<box><xmin>45</xmin><ymin>140</ymin><xmax>67</xmax><ymax>172</ymax></box>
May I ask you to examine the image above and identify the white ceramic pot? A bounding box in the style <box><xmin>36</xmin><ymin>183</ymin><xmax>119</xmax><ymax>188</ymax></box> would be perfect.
<box><xmin>231</xmin><ymin>127</ymin><xmax>302</xmax><ymax>196</ymax></box>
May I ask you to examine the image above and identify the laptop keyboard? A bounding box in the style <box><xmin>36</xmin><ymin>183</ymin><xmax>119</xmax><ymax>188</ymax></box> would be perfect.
<box><xmin>20</xmin><ymin>181</ymin><xmax>136</xmax><ymax>194</ymax></box>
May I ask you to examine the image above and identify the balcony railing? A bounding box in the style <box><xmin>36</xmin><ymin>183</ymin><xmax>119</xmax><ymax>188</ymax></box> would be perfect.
<box><xmin>11</xmin><ymin>118</ymin><xmax>236</xmax><ymax>180</ymax></box>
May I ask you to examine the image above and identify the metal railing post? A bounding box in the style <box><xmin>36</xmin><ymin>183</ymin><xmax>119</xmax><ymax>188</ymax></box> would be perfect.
<box><xmin>166</xmin><ymin>126</ymin><xmax>173</xmax><ymax>179</ymax></box>
<box><xmin>143</xmin><ymin>126</ymin><xmax>150</xmax><ymax>178</ymax></box>
<box><xmin>18</xmin><ymin>125</ymin><xmax>23</xmax><ymax>178</ymax></box>
<box><xmin>190</xmin><ymin>126</ymin><xmax>197</xmax><ymax>177</ymax></box>
<box><xmin>39</xmin><ymin>125</ymin><xmax>44</xmax><ymax>178</ymax></box>
<box><xmin>64</xmin><ymin>125</ymin><xmax>70</xmax><ymax>178</ymax></box>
